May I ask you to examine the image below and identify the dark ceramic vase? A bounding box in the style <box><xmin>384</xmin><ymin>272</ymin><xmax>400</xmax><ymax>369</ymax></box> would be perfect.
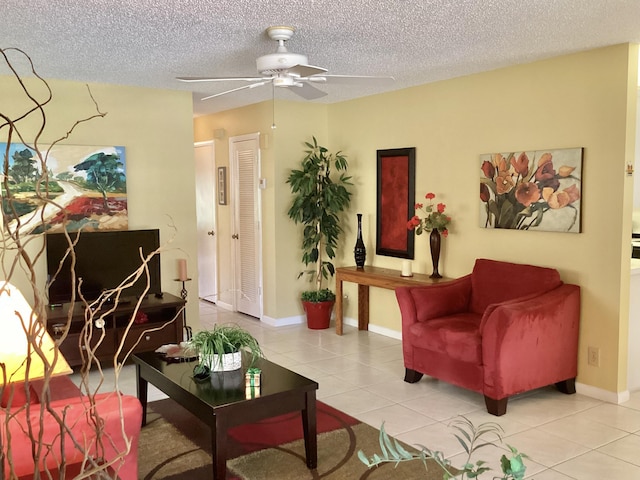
<box><xmin>354</xmin><ymin>213</ymin><xmax>366</xmax><ymax>268</ymax></box>
<box><xmin>429</xmin><ymin>228</ymin><xmax>442</xmax><ymax>278</ymax></box>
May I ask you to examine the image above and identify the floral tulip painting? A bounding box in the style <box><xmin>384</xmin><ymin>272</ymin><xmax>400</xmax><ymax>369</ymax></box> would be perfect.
<box><xmin>479</xmin><ymin>147</ymin><xmax>582</xmax><ymax>232</ymax></box>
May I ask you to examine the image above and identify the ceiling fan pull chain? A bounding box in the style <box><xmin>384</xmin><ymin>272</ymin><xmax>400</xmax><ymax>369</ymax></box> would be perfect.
<box><xmin>271</xmin><ymin>82</ymin><xmax>277</xmax><ymax>129</ymax></box>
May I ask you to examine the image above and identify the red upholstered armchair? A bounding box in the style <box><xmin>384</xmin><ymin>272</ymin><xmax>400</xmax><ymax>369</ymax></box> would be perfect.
<box><xmin>1</xmin><ymin>375</ymin><xmax>142</xmax><ymax>479</ymax></box>
<box><xmin>396</xmin><ymin>258</ymin><xmax>580</xmax><ymax>416</ymax></box>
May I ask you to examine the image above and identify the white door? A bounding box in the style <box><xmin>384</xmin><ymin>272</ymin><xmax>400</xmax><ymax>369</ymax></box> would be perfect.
<box><xmin>195</xmin><ymin>141</ymin><xmax>218</xmax><ymax>303</ymax></box>
<box><xmin>229</xmin><ymin>134</ymin><xmax>262</xmax><ymax>318</ymax></box>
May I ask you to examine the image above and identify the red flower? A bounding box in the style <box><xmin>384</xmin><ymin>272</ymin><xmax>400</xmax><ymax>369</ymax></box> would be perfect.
<box><xmin>535</xmin><ymin>153</ymin><xmax>556</xmax><ymax>181</ymax></box>
<box><xmin>442</xmin><ymin>229</ymin><xmax>449</xmax><ymax>238</ymax></box>
<box><xmin>407</xmin><ymin>215</ymin><xmax>421</xmax><ymax>230</ymax></box>
<box><xmin>542</xmin><ymin>184</ymin><xmax>581</xmax><ymax>209</ymax></box>
<box><xmin>481</xmin><ymin>160</ymin><xmax>495</xmax><ymax>179</ymax></box>
<box><xmin>514</xmin><ymin>182</ymin><xmax>540</xmax><ymax>207</ymax></box>
<box><xmin>496</xmin><ymin>171</ymin><xmax>515</xmax><ymax>194</ymax></box>
<box><xmin>511</xmin><ymin>152</ymin><xmax>529</xmax><ymax>176</ymax></box>
<box><xmin>409</xmin><ymin>193</ymin><xmax>451</xmax><ymax>235</ymax></box>
<box><xmin>480</xmin><ymin>183</ymin><xmax>490</xmax><ymax>202</ymax></box>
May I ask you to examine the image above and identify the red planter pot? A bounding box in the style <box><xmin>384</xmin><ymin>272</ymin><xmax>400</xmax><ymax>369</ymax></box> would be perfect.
<box><xmin>302</xmin><ymin>300</ymin><xmax>335</xmax><ymax>330</ymax></box>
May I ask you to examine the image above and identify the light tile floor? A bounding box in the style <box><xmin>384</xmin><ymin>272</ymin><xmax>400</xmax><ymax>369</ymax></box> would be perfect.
<box><xmin>78</xmin><ymin>301</ymin><xmax>640</xmax><ymax>480</ymax></box>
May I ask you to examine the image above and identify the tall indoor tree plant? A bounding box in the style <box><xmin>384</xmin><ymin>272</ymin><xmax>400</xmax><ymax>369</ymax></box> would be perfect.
<box><xmin>287</xmin><ymin>137</ymin><xmax>352</xmax><ymax>329</ymax></box>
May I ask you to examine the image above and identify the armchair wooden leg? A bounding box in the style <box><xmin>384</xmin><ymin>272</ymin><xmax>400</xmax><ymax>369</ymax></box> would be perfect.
<box><xmin>484</xmin><ymin>396</ymin><xmax>508</xmax><ymax>416</ymax></box>
<box><xmin>555</xmin><ymin>378</ymin><xmax>576</xmax><ymax>394</ymax></box>
<box><xmin>404</xmin><ymin>368</ymin><xmax>423</xmax><ymax>383</ymax></box>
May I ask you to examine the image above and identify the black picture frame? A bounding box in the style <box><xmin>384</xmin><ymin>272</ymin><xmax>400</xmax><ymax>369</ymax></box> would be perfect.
<box><xmin>376</xmin><ymin>147</ymin><xmax>416</xmax><ymax>259</ymax></box>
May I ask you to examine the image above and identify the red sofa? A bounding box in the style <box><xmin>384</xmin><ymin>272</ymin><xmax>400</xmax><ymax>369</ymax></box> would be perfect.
<box><xmin>396</xmin><ymin>258</ymin><xmax>581</xmax><ymax>416</ymax></box>
<box><xmin>1</xmin><ymin>375</ymin><xmax>142</xmax><ymax>479</ymax></box>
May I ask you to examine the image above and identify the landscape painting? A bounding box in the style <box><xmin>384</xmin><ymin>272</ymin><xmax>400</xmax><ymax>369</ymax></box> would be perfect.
<box><xmin>1</xmin><ymin>143</ymin><xmax>127</xmax><ymax>234</ymax></box>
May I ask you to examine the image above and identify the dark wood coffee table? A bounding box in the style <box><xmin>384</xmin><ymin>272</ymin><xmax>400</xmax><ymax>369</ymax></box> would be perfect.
<box><xmin>132</xmin><ymin>351</ymin><xmax>318</xmax><ymax>480</ymax></box>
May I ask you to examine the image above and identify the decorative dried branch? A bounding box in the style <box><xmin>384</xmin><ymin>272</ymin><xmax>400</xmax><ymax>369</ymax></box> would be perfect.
<box><xmin>1</xmin><ymin>47</ymin><xmax>182</xmax><ymax>479</ymax></box>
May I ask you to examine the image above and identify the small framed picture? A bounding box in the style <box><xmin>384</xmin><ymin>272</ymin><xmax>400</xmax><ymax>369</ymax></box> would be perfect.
<box><xmin>218</xmin><ymin>166</ymin><xmax>227</xmax><ymax>205</ymax></box>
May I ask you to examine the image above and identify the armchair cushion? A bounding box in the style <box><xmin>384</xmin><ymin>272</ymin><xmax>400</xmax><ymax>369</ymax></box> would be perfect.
<box><xmin>408</xmin><ymin>313</ymin><xmax>481</xmax><ymax>363</ymax></box>
<box><xmin>469</xmin><ymin>258</ymin><xmax>562</xmax><ymax>314</ymax></box>
<box><xmin>411</xmin><ymin>276</ymin><xmax>472</xmax><ymax>321</ymax></box>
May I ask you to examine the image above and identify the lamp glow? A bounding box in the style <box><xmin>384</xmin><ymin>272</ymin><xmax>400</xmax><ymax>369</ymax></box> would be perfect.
<box><xmin>0</xmin><ymin>282</ymin><xmax>72</xmax><ymax>385</ymax></box>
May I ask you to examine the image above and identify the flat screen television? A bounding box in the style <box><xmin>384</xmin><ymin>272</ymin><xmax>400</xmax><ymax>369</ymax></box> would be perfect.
<box><xmin>46</xmin><ymin>229</ymin><xmax>162</xmax><ymax>304</ymax></box>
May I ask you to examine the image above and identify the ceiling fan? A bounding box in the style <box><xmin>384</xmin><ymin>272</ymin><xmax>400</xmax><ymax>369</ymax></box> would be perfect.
<box><xmin>177</xmin><ymin>26</ymin><xmax>394</xmax><ymax>101</ymax></box>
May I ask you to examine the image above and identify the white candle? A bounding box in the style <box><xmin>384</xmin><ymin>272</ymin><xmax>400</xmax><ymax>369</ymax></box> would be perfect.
<box><xmin>178</xmin><ymin>259</ymin><xmax>188</xmax><ymax>281</ymax></box>
<box><xmin>401</xmin><ymin>260</ymin><xmax>412</xmax><ymax>277</ymax></box>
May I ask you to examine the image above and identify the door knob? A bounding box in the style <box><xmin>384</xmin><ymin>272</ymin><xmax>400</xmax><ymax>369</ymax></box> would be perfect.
<box><xmin>232</xmin><ymin>234</ymin><xmax>239</xmax><ymax>239</ymax></box>
<box><xmin>208</xmin><ymin>231</ymin><xmax>215</xmax><ymax>236</ymax></box>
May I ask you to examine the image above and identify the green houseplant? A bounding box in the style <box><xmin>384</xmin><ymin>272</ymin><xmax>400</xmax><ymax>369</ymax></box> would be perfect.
<box><xmin>189</xmin><ymin>323</ymin><xmax>263</xmax><ymax>375</ymax></box>
<box><xmin>358</xmin><ymin>416</ymin><xmax>528</xmax><ymax>479</ymax></box>
<box><xmin>287</xmin><ymin>137</ymin><xmax>352</xmax><ymax>329</ymax></box>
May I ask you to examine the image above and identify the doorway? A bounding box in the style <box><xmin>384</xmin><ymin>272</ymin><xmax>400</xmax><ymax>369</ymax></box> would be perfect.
<box><xmin>194</xmin><ymin>141</ymin><xmax>218</xmax><ymax>303</ymax></box>
<box><xmin>229</xmin><ymin>133</ymin><xmax>262</xmax><ymax>318</ymax></box>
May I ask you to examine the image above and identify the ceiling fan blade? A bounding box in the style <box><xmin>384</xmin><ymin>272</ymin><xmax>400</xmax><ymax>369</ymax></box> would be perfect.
<box><xmin>178</xmin><ymin>76</ymin><xmax>266</xmax><ymax>83</ymax></box>
<box><xmin>201</xmin><ymin>81</ymin><xmax>270</xmax><ymax>101</ymax></box>
<box><xmin>291</xmin><ymin>82</ymin><xmax>328</xmax><ymax>100</ymax></box>
<box><xmin>320</xmin><ymin>74</ymin><xmax>395</xmax><ymax>85</ymax></box>
<box><xmin>288</xmin><ymin>64</ymin><xmax>328</xmax><ymax>78</ymax></box>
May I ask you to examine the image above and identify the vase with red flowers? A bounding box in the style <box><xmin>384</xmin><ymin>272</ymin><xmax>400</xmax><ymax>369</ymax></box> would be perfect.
<box><xmin>407</xmin><ymin>193</ymin><xmax>451</xmax><ymax>278</ymax></box>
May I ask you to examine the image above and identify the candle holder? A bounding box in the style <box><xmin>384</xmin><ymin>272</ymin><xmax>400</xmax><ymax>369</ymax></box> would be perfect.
<box><xmin>175</xmin><ymin>278</ymin><xmax>192</xmax><ymax>341</ymax></box>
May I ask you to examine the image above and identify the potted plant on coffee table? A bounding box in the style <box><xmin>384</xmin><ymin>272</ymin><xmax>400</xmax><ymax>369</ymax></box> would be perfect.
<box><xmin>189</xmin><ymin>323</ymin><xmax>263</xmax><ymax>377</ymax></box>
<box><xmin>287</xmin><ymin>137</ymin><xmax>353</xmax><ymax>329</ymax></box>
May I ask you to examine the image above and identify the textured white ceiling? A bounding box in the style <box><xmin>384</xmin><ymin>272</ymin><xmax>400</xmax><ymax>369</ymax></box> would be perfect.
<box><xmin>2</xmin><ymin>0</ymin><xmax>640</xmax><ymax>117</ymax></box>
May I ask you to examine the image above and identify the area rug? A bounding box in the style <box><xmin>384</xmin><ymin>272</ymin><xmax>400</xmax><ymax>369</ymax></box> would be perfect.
<box><xmin>138</xmin><ymin>398</ymin><xmax>446</xmax><ymax>479</ymax></box>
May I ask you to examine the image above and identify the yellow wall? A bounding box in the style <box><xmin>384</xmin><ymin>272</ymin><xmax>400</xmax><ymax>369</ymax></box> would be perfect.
<box><xmin>330</xmin><ymin>43</ymin><xmax>638</xmax><ymax>394</ymax></box>
<box><xmin>196</xmin><ymin>43</ymin><xmax>638</xmax><ymax>396</ymax></box>
<box><xmin>0</xmin><ymin>76</ymin><xmax>200</xmax><ymax>326</ymax></box>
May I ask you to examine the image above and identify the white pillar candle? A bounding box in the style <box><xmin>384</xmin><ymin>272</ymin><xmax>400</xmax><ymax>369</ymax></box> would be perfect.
<box><xmin>178</xmin><ymin>259</ymin><xmax>188</xmax><ymax>281</ymax></box>
<box><xmin>401</xmin><ymin>260</ymin><xmax>412</xmax><ymax>277</ymax></box>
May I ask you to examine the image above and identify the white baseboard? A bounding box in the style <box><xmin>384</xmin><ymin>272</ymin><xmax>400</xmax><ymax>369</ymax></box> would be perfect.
<box><xmin>343</xmin><ymin>317</ymin><xmax>402</xmax><ymax>340</ymax></box>
<box><xmin>215</xmin><ymin>301</ymin><xmax>233</xmax><ymax>312</ymax></box>
<box><xmin>261</xmin><ymin>315</ymin><xmax>305</xmax><ymax>327</ymax></box>
<box><xmin>576</xmin><ymin>382</ymin><xmax>630</xmax><ymax>404</ymax></box>
<box><xmin>367</xmin><ymin>323</ymin><xmax>402</xmax><ymax>340</ymax></box>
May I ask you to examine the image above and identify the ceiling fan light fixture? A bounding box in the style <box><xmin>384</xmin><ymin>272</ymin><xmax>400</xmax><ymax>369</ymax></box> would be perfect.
<box><xmin>273</xmin><ymin>76</ymin><xmax>296</xmax><ymax>87</ymax></box>
<box><xmin>257</xmin><ymin>52</ymin><xmax>309</xmax><ymax>75</ymax></box>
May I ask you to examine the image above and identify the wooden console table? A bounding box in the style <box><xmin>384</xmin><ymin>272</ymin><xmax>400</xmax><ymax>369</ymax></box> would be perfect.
<box><xmin>334</xmin><ymin>266</ymin><xmax>453</xmax><ymax>335</ymax></box>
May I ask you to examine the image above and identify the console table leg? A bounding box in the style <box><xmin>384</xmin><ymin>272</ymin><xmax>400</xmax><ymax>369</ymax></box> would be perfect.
<box><xmin>336</xmin><ymin>277</ymin><xmax>344</xmax><ymax>335</ymax></box>
<box><xmin>358</xmin><ymin>284</ymin><xmax>369</xmax><ymax>330</ymax></box>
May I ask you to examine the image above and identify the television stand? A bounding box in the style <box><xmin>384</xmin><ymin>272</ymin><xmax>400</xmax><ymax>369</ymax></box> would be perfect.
<box><xmin>47</xmin><ymin>292</ymin><xmax>186</xmax><ymax>367</ymax></box>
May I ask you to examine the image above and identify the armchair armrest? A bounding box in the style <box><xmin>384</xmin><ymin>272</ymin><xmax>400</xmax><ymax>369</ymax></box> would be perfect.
<box><xmin>4</xmin><ymin>392</ymin><xmax>142</xmax><ymax>480</ymax></box>
<box><xmin>480</xmin><ymin>283</ymin><xmax>580</xmax><ymax>399</ymax></box>
<box><xmin>396</xmin><ymin>275</ymin><xmax>471</xmax><ymax>327</ymax></box>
